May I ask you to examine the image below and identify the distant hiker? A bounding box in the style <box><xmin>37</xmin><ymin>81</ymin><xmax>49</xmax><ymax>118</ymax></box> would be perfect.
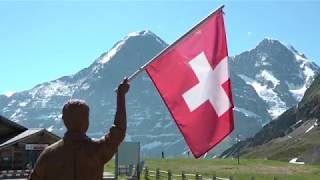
<box><xmin>29</xmin><ymin>79</ymin><xmax>130</xmax><ymax>180</ymax></box>
<box><xmin>161</xmin><ymin>151</ymin><xmax>165</xmax><ymax>159</ymax></box>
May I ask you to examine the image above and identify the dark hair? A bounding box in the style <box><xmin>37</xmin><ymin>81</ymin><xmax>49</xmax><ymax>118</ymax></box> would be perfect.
<box><xmin>63</xmin><ymin>99</ymin><xmax>89</xmax><ymax>116</ymax></box>
<box><xmin>62</xmin><ymin>99</ymin><xmax>89</xmax><ymax>131</ymax></box>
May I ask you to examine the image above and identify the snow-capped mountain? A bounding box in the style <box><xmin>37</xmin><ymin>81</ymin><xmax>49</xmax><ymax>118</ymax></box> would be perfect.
<box><xmin>228</xmin><ymin>39</ymin><xmax>319</xmax><ymax>143</ymax></box>
<box><xmin>0</xmin><ymin>31</ymin><xmax>318</xmax><ymax>157</ymax></box>
<box><xmin>231</xmin><ymin>38</ymin><xmax>319</xmax><ymax>118</ymax></box>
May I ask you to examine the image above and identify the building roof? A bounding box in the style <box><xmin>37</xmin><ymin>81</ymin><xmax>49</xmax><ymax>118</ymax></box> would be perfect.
<box><xmin>0</xmin><ymin>128</ymin><xmax>60</xmax><ymax>150</ymax></box>
<box><xmin>0</xmin><ymin>115</ymin><xmax>27</xmax><ymax>132</ymax></box>
<box><xmin>0</xmin><ymin>115</ymin><xmax>28</xmax><ymax>144</ymax></box>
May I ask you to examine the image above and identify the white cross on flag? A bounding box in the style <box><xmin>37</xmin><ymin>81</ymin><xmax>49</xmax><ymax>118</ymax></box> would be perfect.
<box><xmin>145</xmin><ymin>8</ymin><xmax>234</xmax><ymax>158</ymax></box>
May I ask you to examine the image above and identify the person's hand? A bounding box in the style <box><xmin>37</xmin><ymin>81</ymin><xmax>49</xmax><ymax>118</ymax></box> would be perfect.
<box><xmin>117</xmin><ymin>78</ymin><xmax>130</xmax><ymax>96</ymax></box>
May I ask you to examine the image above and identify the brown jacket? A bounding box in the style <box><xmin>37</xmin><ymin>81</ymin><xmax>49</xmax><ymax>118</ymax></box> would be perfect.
<box><xmin>28</xmin><ymin>125</ymin><xmax>125</xmax><ymax>180</ymax></box>
<box><xmin>29</xmin><ymin>82</ymin><xmax>128</xmax><ymax>180</ymax></box>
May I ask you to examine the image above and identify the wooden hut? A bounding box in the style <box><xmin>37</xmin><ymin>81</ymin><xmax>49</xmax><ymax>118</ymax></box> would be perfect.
<box><xmin>0</xmin><ymin>115</ymin><xmax>60</xmax><ymax>170</ymax></box>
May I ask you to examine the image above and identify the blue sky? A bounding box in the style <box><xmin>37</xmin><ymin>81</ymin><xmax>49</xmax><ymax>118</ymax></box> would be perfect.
<box><xmin>1</xmin><ymin>1</ymin><xmax>319</xmax><ymax>95</ymax></box>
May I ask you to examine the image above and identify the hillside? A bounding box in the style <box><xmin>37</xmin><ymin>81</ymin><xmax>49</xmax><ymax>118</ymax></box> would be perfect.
<box><xmin>221</xmin><ymin>76</ymin><xmax>320</xmax><ymax>163</ymax></box>
<box><xmin>104</xmin><ymin>158</ymin><xmax>320</xmax><ymax>180</ymax></box>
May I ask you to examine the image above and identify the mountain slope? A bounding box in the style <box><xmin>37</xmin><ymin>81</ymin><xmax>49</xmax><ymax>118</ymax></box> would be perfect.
<box><xmin>230</xmin><ymin>38</ymin><xmax>319</xmax><ymax>119</ymax></box>
<box><xmin>0</xmin><ymin>32</ymin><xmax>319</xmax><ymax>157</ymax></box>
<box><xmin>225</xmin><ymin>38</ymin><xmax>319</xmax><ymax>149</ymax></box>
<box><xmin>220</xmin><ymin>76</ymin><xmax>320</xmax><ymax>163</ymax></box>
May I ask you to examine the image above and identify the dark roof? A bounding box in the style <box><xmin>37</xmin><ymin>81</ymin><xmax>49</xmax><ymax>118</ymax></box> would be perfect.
<box><xmin>0</xmin><ymin>128</ymin><xmax>61</xmax><ymax>150</ymax></box>
<box><xmin>0</xmin><ymin>115</ymin><xmax>27</xmax><ymax>132</ymax></box>
<box><xmin>0</xmin><ymin>115</ymin><xmax>28</xmax><ymax>143</ymax></box>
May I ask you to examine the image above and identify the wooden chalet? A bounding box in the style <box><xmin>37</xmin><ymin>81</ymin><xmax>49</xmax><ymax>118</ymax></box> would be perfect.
<box><xmin>0</xmin><ymin>115</ymin><xmax>60</xmax><ymax>170</ymax></box>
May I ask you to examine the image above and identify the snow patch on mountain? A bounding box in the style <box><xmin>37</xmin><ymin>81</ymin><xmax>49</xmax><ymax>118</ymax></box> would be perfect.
<box><xmin>128</xmin><ymin>30</ymin><xmax>152</xmax><ymax>37</ymax></box>
<box><xmin>238</xmin><ymin>73</ymin><xmax>287</xmax><ymax>118</ymax></box>
<box><xmin>305</xmin><ymin>120</ymin><xmax>318</xmax><ymax>134</ymax></box>
<box><xmin>4</xmin><ymin>92</ymin><xmax>15</xmax><ymax>97</ymax></box>
<box><xmin>7</xmin><ymin>100</ymin><xmax>16</xmax><ymax>107</ymax></box>
<box><xmin>47</xmin><ymin>125</ymin><xmax>54</xmax><ymax>132</ymax></box>
<box><xmin>286</xmin><ymin>47</ymin><xmax>317</xmax><ymax>101</ymax></box>
<box><xmin>234</xmin><ymin>107</ymin><xmax>259</xmax><ymax>118</ymax></box>
<box><xmin>99</xmin><ymin>40</ymin><xmax>126</xmax><ymax>64</ymax></box>
<box><xmin>255</xmin><ymin>53</ymin><xmax>271</xmax><ymax>66</ymax></box>
<box><xmin>252</xmin><ymin>81</ymin><xmax>287</xmax><ymax>118</ymax></box>
<box><xmin>289</xmin><ymin>85</ymin><xmax>307</xmax><ymax>101</ymax></box>
<box><xmin>29</xmin><ymin>80</ymin><xmax>74</xmax><ymax>99</ymax></box>
<box><xmin>81</xmin><ymin>82</ymin><xmax>90</xmax><ymax>90</ymax></box>
<box><xmin>259</xmin><ymin>70</ymin><xmax>280</xmax><ymax>86</ymax></box>
<box><xmin>18</xmin><ymin>101</ymin><xmax>29</xmax><ymax>107</ymax></box>
<box><xmin>127</xmin><ymin>31</ymin><xmax>141</xmax><ymax>37</ymax></box>
<box><xmin>47</xmin><ymin>113</ymin><xmax>62</xmax><ymax>121</ymax></box>
<box><xmin>9</xmin><ymin>110</ymin><xmax>28</xmax><ymax>122</ymax></box>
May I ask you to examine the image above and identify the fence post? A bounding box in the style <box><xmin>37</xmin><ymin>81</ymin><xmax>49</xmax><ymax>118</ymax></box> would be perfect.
<box><xmin>182</xmin><ymin>171</ymin><xmax>186</xmax><ymax>180</ymax></box>
<box><xmin>168</xmin><ymin>170</ymin><xmax>172</xmax><ymax>180</ymax></box>
<box><xmin>144</xmin><ymin>167</ymin><xmax>149</xmax><ymax>180</ymax></box>
<box><xmin>195</xmin><ymin>172</ymin><xmax>202</xmax><ymax>180</ymax></box>
<box><xmin>212</xmin><ymin>174</ymin><xmax>216</xmax><ymax>180</ymax></box>
<box><xmin>229</xmin><ymin>176</ymin><xmax>233</xmax><ymax>180</ymax></box>
<box><xmin>156</xmin><ymin>168</ymin><xmax>160</xmax><ymax>180</ymax></box>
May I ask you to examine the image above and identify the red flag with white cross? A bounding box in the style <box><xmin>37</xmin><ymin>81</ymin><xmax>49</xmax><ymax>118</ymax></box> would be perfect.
<box><xmin>145</xmin><ymin>8</ymin><xmax>234</xmax><ymax>158</ymax></box>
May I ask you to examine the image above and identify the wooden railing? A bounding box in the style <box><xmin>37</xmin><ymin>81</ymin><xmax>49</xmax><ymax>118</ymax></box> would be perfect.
<box><xmin>143</xmin><ymin>167</ymin><xmax>227</xmax><ymax>180</ymax></box>
<box><xmin>142</xmin><ymin>167</ymin><xmax>280</xmax><ymax>180</ymax></box>
<box><xmin>0</xmin><ymin>169</ymin><xmax>31</xmax><ymax>179</ymax></box>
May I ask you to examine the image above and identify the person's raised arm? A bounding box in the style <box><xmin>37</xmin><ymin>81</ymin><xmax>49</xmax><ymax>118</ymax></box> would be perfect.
<box><xmin>113</xmin><ymin>79</ymin><xmax>129</xmax><ymax>139</ymax></box>
<box><xmin>98</xmin><ymin>79</ymin><xmax>130</xmax><ymax>164</ymax></box>
<box><xmin>107</xmin><ymin>79</ymin><xmax>129</xmax><ymax>142</ymax></box>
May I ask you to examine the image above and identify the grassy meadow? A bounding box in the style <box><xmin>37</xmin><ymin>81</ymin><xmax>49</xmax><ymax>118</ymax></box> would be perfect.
<box><xmin>104</xmin><ymin>158</ymin><xmax>320</xmax><ymax>180</ymax></box>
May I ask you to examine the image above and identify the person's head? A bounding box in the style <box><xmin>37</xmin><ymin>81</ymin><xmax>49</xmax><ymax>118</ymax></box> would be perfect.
<box><xmin>62</xmin><ymin>99</ymin><xmax>89</xmax><ymax>134</ymax></box>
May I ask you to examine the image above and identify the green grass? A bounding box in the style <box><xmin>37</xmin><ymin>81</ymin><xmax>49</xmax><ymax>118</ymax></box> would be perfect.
<box><xmin>241</xmin><ymin>129</ymin><xmax>320</xmax><ymax>163</ymax></box>
<box><xmin>104</xmin><ymin>158</ymin><xmax>320</xmax><ymax>180</ymax></box>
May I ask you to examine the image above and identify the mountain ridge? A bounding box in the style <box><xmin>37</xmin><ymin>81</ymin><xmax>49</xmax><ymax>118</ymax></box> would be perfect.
<box><xmin>1</xmin><ymin>31</ymin><xmax>319</xmax><ymax>157</ymax></box>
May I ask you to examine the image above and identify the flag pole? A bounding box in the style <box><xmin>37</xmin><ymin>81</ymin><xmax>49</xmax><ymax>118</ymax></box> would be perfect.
<box><xmin>125</xmin><ymin>4</ymin><xmax>225</xmax><ymax>82</ymax></box>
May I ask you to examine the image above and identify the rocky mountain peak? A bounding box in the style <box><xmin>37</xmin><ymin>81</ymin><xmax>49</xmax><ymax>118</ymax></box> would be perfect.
<box><xmin>257</xmin><ymin>38</ymin><xmax>285</xmax><ymax>48</ymax></box>
<box><xmin>231</xmin><ymin>38</ymin><xmax>319</xmax><ymax>119</ymax></box>
<box><xmin>97</xmin><ymin>30</ymin><xmax>166</xmax><ymax>65</ymax></box>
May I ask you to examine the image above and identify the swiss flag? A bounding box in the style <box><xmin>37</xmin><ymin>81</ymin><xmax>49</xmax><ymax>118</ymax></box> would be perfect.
<box><xmin>145</xmin><ymin>8</ymin><xmax>234</xmax><ymax>158</ymax></box>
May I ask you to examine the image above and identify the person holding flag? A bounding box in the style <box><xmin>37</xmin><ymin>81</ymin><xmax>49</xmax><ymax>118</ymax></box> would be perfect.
<box><xmin>29</xmin><ymin>79</ymin><xmax>129</xmax><ymax>180</ymax></box>
<box><xmin>30</xmin><ymin>4</ymin><xmax>233</xmax><ymax>180</ymax></box>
